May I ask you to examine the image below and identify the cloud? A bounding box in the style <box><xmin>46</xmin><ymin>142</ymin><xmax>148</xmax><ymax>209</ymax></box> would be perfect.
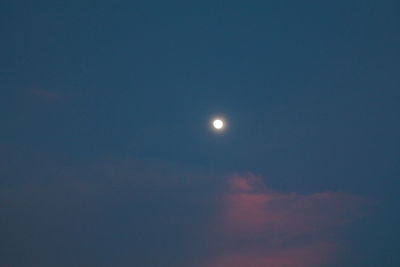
<box><xmin>200</xmin><ymin>174</ymin><xmax>368</xmax><ymax>267</ymax></box>
<box><xmin>0</xmin><ymin>151</ymin><xmax>369</xmax><ymax>267</ymax></box>
<box><xmin>0</xmin><ymin>155</ymin><xmax>223</xmax><ymax>267</ymax></box>
<box><xmin>201</xmin><ymin>242</ymin><xmax>337</xmax><ymax>267</ymax></box>
<box><xmin>30</xmin><ymin>89</ymin><xmax>61</xmax><ymax>100</ymax></box>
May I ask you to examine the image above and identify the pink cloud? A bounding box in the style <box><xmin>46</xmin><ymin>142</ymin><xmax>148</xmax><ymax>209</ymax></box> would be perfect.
<box><xmin>200</xmin><ymin>174</ymin><xmax>368</xmax><ymax>267</ymax></box>
<box><xmin>202</xmin><ymin>242</ymin><xmax>337</xmax><ymax>267</ymax></box>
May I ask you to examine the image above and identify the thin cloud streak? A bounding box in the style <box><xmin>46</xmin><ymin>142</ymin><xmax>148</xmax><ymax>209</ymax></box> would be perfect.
<box><xmin>30</xmin><ymin>89</ymin><xmax>61</xmax><ymax>100</ymax></box>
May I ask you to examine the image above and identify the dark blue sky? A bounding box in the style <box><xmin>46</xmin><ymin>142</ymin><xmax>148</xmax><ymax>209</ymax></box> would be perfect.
<box><xmin>1</xmin><ymin>1</ymin><xmax>400</xmax><ymax>266</ymax></box>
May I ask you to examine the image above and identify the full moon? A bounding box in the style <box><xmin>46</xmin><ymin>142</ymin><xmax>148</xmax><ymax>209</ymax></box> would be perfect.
<box><xmin>213</xmin><ymin>119</ymin><xmax>224</xmax><ymax>130</ymax></box>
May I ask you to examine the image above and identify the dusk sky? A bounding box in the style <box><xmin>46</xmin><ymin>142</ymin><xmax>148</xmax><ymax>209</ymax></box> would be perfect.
<box><xmin>1</xmin><ymin>1</ymin><xmax>400</xmax><ymax>266</ymax></box>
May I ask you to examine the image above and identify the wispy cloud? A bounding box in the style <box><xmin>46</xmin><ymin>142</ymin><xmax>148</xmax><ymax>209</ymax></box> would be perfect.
<box><xmin>200</xmin><ymin>174</ymin><xmax>368</xmax><ymax>267</ymax></box>
<box><xmin>29</xmin><ymin>89</ymin><xmax>61</xmax><ymax>100</ymax></box>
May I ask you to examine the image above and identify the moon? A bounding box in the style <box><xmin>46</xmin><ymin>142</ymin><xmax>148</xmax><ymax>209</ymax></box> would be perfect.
<box><xmin>212</xmin><ymin>118</ymin><xmax>225</xmax><ymax>131</ymax></box>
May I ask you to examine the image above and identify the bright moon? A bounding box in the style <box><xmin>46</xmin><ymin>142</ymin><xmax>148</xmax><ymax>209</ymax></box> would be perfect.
<box><xmin>213</xmin><ymin>119</ymin><xmax>224</xmax><ymax>130</ymax></box>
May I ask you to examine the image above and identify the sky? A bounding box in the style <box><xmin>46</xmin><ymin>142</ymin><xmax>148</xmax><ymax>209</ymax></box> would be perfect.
<box><xmin>1</xmin><ymin>1</ymin><xmax>400</xmax><ymax>266</ymax></box>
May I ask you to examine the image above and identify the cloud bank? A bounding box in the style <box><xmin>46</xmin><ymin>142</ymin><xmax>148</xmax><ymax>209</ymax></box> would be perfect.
<box><xmin>1</xmin><ymin>155</ymin><xmax>368</xmax><ymax>267</ymax></box>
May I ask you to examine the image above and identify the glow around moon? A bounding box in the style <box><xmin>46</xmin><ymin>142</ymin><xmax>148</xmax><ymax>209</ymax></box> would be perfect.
<box><xmin>212</xmin><ymin>118</ymin><xmax>225</xmax><ymax>131</ymax></box>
